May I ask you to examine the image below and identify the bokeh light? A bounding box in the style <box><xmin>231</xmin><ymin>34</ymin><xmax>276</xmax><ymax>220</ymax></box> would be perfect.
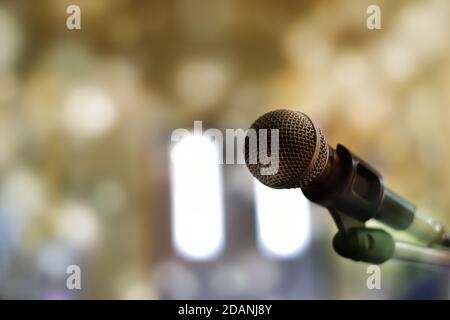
<box><xmin>0</xmin><ymin>0</ymin><xmax>448</xmax><ymax>299</ymax></box>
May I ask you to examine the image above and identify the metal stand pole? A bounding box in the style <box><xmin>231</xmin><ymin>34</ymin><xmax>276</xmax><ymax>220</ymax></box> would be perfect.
<box><xmin>393</xmin><ymin>241</ymin><xmax>450</xmax><ymax>268</ymax></box>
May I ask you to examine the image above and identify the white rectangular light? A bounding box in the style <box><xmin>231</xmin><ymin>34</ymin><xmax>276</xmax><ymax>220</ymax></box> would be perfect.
<box><xmin>170</xmin><ymin>135</ymin><xmax>225</xmax><ymax>261</ymax></box>
<box><xmin>254</xmin><ymin>179</ymin><xmax>311</xmax><ymax>259</ymax></box>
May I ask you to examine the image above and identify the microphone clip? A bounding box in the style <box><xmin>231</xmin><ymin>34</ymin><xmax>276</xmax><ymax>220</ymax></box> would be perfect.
<box><xmin>329</xmin><ymin>208</ymin><xmax>395</xmax><ymax>264</ymax></box>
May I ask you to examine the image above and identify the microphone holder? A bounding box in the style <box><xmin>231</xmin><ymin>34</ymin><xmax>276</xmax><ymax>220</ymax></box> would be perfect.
<box><xmin>328</xmin><ymin>208</ymin><xmax>450</xmax><ymax>267</ymax></box>
<box><xmin>301</xmin><ymin>144</ymin><xmax>450</xmax><ymax>267</ymax></box>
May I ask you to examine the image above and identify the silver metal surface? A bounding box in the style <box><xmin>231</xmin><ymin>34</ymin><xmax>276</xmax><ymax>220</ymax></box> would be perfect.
<box><xmin>393</xmin><ymin>241</ymin><xmax>450</xmax><ymax>267</ymax></box>
<box><xmin>407</xmin><ymin>212</ymin><xmax>447</xmax><ymax>246</ymax></box>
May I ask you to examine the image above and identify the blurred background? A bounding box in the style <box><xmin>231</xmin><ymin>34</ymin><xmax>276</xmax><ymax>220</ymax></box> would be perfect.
<box><xmin>0</xmin><ymin>0</ymin><xmax>449</xmax><ymax>299</ymax></box>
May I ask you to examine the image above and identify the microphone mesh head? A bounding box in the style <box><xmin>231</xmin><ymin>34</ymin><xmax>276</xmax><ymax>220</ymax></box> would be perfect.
<box><xmin>244</xmin><ymin>109</ymin><xmax>329</xmax><ymax>189</ymax></box>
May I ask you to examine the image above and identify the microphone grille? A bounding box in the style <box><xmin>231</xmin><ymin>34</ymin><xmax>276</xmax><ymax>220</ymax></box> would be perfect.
<box><xmin>244</xmin><ymin>109</ymin><xmax>329</xmax><ymax>189</ymax></box>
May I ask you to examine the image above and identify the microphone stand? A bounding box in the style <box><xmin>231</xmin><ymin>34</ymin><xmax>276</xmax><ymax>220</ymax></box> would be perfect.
<box><xmin>393</xmin><ymin>241</ymin><xmax>450</xmax><ymax>268</ymax></box>
<box><xmin>299</xmin><ymin>144</ymin><xmax>450</xmax><ymax>267</ymax></box>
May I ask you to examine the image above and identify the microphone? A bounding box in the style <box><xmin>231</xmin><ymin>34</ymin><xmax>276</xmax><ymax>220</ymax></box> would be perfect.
<box><xmin>244</xmin><ymin>109</ymin><xmax>450</xmax><ymax>263</ymax></box>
